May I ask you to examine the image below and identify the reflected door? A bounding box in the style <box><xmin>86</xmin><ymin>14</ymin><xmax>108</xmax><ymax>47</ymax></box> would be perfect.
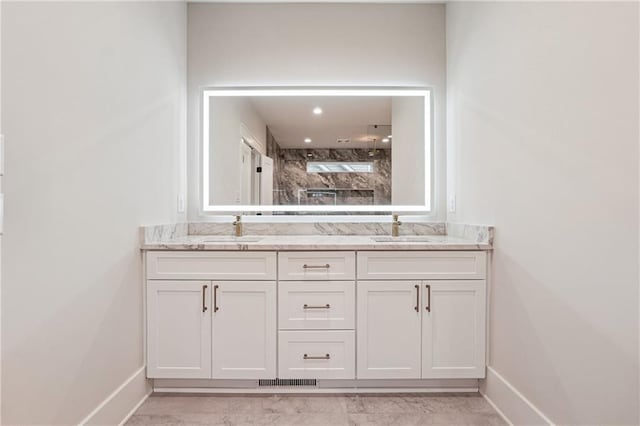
<box><xmin>260</xmin><ymin>156</ymin><xmax>274</xmax><ymax>206</ymax></box>
<box><xmin>240</xmin><ymin>141</ymin><xmax>252</xmax><ymax>204</ymax></box>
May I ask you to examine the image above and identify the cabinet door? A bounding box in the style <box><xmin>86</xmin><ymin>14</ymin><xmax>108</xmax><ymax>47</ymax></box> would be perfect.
<box><xmin>147</xmin><ymin>281</ymin><xmax>211</xmax><ymax>379</ymax></box>
<box><xmin>357</xmin><ymin>281</ymin><xmax>422</xmax><ymax>379</ymax></box>
<box><xmin>212</xmin><ymin>281</ymin><xmax>276</xmax><ymax>379</ymax></box>
<box><xmin>422</xmin><ymin>280</ymin><xmax>486</xmax><ymax>379</ymax></box>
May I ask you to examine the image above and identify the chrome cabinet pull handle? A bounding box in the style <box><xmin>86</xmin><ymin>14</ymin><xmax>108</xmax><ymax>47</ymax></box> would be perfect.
<box><xmin>415</xmin><ymin>284</ymin><xmax>420</xmax><ymax>312</ymax></box>
<box><xmin>425</xmin><ymin>284</ymin><xmax>431</xmax><ymax>312</ymax></box>
<box><xmin>213</xmin><ymin>284</ymin><xmax>219</xmax><ymax>312</ymax></box>
<box><xmin>303</xmin><ymin>304</ymin><xmax>331</xmax><ymax>309</ymax></box>
<box><xmin>303</xmin><ymin>264</ymin><xmax>330</xmax><ymax>269</ymax></box>
<box><xmin>202</xmin><ymin>284</ymin><xmax>208</xmax><ymax>313</ymax></box>
<box><xmin>304</xmin><ymin>354</ymin><xmax>330</xmax><ymax>360</ymax></box>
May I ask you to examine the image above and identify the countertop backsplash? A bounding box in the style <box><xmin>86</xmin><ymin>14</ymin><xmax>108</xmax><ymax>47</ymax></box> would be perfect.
<box><xmin>140</xmin><ymin>221</ymin><xmax>493</xmax><ymax>250</ymax></box>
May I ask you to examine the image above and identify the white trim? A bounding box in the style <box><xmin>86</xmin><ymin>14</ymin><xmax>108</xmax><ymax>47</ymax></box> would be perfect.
<box><xmin>154</xmin><ymin>387</ymin><xmax>478</xmax><ymax>394</ymax></box>
<box><xmin>480</xmin><ymin>366</ymin><xmax>554</xmax><ymax>426</ymax></box>
<box><xmin>482</xmin><ymin>391</ymin><xmax>513</xmax><ymax>426</ymax></box>
<box><xmin>240</xmin><ymin>123</ymin><xmax>263</xmax><ymax>153</ymax></box>
<box><xmin>118</xmin><ymin>393</ymin><xmax>150</xmax><ymax>426</ymax></box>
<box><xmin>78</xmin><ymin>366</ymin><xmax>151</xmax><ymax>426</ymax></box>
<box><xmin>201</xmin><ymin>86</ymin><xmax>433</xmax><ymax>216</ymax></box>
<box><xmin>203</xmin><ymin>88</ymin><xmax>430</xmax><ymax>98</ymax></box>
<box><xmin>189</xmin><ymin>0</ymin><xmax>446</xmax><ymax>3</ymax></box>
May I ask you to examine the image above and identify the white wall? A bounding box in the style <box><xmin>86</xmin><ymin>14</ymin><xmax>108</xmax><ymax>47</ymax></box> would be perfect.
<box><xmin>0</xmin><ymin>0</ymin><xmax>3</xmax><ymax>421</ymax></box>
<box><xmin>1</xmin><ymin>2</ymin><xmax>186</xmax><ymax>424</ymax></box>
<box><xmin>209</xmin><ymin>97</ymin><xmax>266</xmax><ymax>205</ymax></box>
<box><xmin>188</xmin><ymin>3</ymin><xmax>446</xmax><ymax>219</ymax></box>
<box><xmin>447</xmin><ymin>2</ymin><xmax>639</xmax><ymax>424</ymax></box>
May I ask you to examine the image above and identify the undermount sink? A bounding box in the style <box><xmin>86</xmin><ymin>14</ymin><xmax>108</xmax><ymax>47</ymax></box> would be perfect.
<box><xmin>202</xmin><ymin>236</ymin><xmax>263</xmax><ymax>243</ymax></box>
<box><xmin>371</xmin><ymin>236</ymin><xmax>436</xmax><ymax>243</ymax></box>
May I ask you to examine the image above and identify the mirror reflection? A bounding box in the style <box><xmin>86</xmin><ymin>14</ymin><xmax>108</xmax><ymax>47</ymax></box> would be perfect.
<box><xmin>207</xmin><ymin>94</ymin><xmax>426</xmax><ymax>213</ymax></box>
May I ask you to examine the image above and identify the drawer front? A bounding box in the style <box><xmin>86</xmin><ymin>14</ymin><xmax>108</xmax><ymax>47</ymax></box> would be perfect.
<box><xmin>278</xmin><ymin>281</ymin><xmax>355</xmax><ymax>330</ymax></box>
<box><xmin>357</xmin><ymin>251</ymin><xmax>486</xmax><ymax>280</ymax></box>
<box><xmin>278</xmin><ymin>330</ymin><xmax>355</xmax><ymax>379</ymax></box>
<box><xmin>146</xmin><ymin>251</ymin><xmax>277</xmax><ymax>280</ymax></box>
<box><xmin>278</xmin><ymin>252</ymin><xmax>356</xmax><ymax>281</ymax></box>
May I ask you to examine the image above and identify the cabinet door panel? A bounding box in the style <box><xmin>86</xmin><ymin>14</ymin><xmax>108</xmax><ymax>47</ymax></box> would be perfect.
<box><xmin>212</xmin><ymin>281</ymin><xmax>276</xmax><ymax>379</ymax></box>
<box><xmin>147</xmin><ymin>281</ymin><xmax>211</xmax><ymax>379</ymax></box>
<box><xmin>357</xmin><ymin>281</ymin><xmax>421</xmax><ymax>379</ymax></box>
<box><xmin>422</xmin><ymin>281</ymin><xmax>486</xmax><ymax>379</ymax></box>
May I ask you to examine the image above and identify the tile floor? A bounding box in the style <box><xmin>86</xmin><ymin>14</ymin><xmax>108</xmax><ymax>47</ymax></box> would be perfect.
<box><xmin>126</xmin><ymin>393</ymin><xmax>507</xmax><ymax>425</ymax></box>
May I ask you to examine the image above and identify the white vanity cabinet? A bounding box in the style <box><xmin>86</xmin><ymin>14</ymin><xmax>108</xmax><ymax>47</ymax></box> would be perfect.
<box><xmin>357</xmin><ymin>251</ymin><xmax>487</xmax><ymax>380</ymax></box>
<box><xmin>145</xmin><ymin>252</ymin><xmax>277</xmax><ymax>380</ymax></box>
<box><xmin>144</xmin><ymin>249</ymin><xmax>488</xmax><ymax>384</ymax></box>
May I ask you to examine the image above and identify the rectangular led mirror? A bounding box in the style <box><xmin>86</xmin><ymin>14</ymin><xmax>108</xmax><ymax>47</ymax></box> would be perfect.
<box><xmin>202</xmin><ymin>88</ymin><xmax>431</xmax><ymax>214</ymax></box>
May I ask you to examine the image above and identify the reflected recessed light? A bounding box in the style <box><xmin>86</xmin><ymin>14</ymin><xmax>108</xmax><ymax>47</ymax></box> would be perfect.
<box><xmin>313</xmin><ymin>107</ymin><xmax>323</xmax><ymax>115</ymax></box>
<box><xmin>382</xmin><ymin>138</ymin><xmax>390</xmax><ymax>143</ymax></box>
<box><xmin>304</xmin><ymin>138</ymin><xmax>312</xmax><ymax>143</ymax></box>
<box><xmin>388</xmin><ymin>135</ymin><xmax>392</xmax><ymax>138</ymax></box>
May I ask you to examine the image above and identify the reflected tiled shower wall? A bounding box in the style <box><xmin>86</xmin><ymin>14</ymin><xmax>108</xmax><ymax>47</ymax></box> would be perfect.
<box><xmin>266</xmin><ymin>128</ymin><xmax>391</xmax><ymax>206</ymax></box>
<box><xmin>266</xmin><ymin>127</ymin><xmax>285</xmax><ymax>200</ymax></box>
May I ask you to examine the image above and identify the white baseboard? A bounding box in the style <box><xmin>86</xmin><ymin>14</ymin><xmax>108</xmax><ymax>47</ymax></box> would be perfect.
<box><xmin>117</xmin><ymin>391</ymin><xmax>150</xmax><ymax>426</ymax></box>
<box><xmin>480</xmin><ymin>366</ymin><xmax>554</xmax><ymax>426</ymax></box>
<box><xmin>79</xmin><ymin>366</ymin><xmax>152</xmax><ymax>426</ymax></box>
<box><xmin>154</xmin><ymin>387</ymin><xmax>479</xmax><ymax>394</ymax></box>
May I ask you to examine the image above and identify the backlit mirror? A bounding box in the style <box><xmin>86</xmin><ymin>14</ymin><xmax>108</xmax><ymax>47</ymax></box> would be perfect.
<box><xmin>202</xmin><ymin>88</ymin><xmax>431</xmax><ymax>214</ymax></box>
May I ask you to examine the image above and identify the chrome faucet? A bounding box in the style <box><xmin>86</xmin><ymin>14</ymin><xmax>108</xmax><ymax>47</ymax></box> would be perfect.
<box><xmin>233</xmin><ymin>215</ymin><xmax>243</xmax><ymax>237</ymax></box>
<box><xmin>391</xmin><ymin>214</ymin><xmax>402</xmax><ymax>237</ymax></box>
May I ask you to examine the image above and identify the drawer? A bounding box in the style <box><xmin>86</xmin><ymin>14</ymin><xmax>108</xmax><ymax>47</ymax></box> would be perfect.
<box><xmin>146</xmin><ymin>251</ymin><xmax>277</xmax><ymax>280</ymax></box>
<box><xmin>278</xmin><ymin>252</ymin><xmax>355</xmax><ymax>281</ymax></box>
<box><xmin>278</xmin><ymin>330</ymin><xmax>355</xmax><ymax>379</ymax></box>
<box><xmin>357</xmin><ymin>251</ymin><xmax>486</xmax><ymax>280</ymax></box>
<box><xmin>278</xmin><ymin>281</ymin><xmax>355</xmax><ymax>330</ymax></box>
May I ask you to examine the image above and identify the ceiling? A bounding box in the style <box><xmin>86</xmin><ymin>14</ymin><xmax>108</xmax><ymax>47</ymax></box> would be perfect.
<box><xmin>250</xmin><ymin>96</ymin><xmax>393</xmax><ymax>150</ymax></box>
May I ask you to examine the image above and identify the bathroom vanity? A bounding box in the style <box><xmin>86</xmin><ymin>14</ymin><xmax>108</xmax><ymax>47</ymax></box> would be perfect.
<box><xmin>141</xmin><ymin>223</ymin><xmax>492</xmax><ymax>392</ymax></box>
<box><xmin>141</xmin><ymin>86</ymin><xmax>493</xmax><ymax>392</ymax></box>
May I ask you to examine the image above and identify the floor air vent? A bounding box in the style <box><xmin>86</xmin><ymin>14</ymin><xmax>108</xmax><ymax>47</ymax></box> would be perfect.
<box><xmin>259</xmin><ymin>379</ymin><xmax>317</xmax><ymax>387</ymax></box>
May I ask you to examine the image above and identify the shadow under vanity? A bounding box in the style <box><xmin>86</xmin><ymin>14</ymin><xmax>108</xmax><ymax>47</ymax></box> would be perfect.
<box><xmin>140</xmin><ymin>222</ymin><xmax>493</xmax><ymax>393</ymax></box>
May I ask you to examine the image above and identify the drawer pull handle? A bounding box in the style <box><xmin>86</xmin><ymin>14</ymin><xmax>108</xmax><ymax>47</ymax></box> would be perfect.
<box><xmin>425</xmin><ymin>284</ymin><xmax>431</xmax><ymax>312</ymax></box>
<box><xmin>415</xmin><ymin>284</ymin><xmax>420</xmax><ymax>312</ymax></box>
<box><xmin>202</xmin><ymin>284</ymin><xmax>208</xmax><ymax>313</ymax></box>
<box><xmin>213</xmin><ymin>284</ymin><xmax>219</xmax><ymax>312</ymax></box>
<box><xmin>303</xmin><ymin>304</ymin><xmax>331</xmax><ymax>309</ymax></box>
<box><xmin>304</xmin><ymin>354</ymin><xmax>330</xmax><ymax>360</ymax></box>
<box><xmin>303</xmin><ymin>264</ymin><xmax>331</xmax><ymax>269</ymax></box>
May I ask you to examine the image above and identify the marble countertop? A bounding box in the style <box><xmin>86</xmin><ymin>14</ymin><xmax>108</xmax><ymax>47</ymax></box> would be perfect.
<box><xmin>141</xmin><ymin>234</ymin><xmax>491</xmax><ymax>251</ymax></box>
